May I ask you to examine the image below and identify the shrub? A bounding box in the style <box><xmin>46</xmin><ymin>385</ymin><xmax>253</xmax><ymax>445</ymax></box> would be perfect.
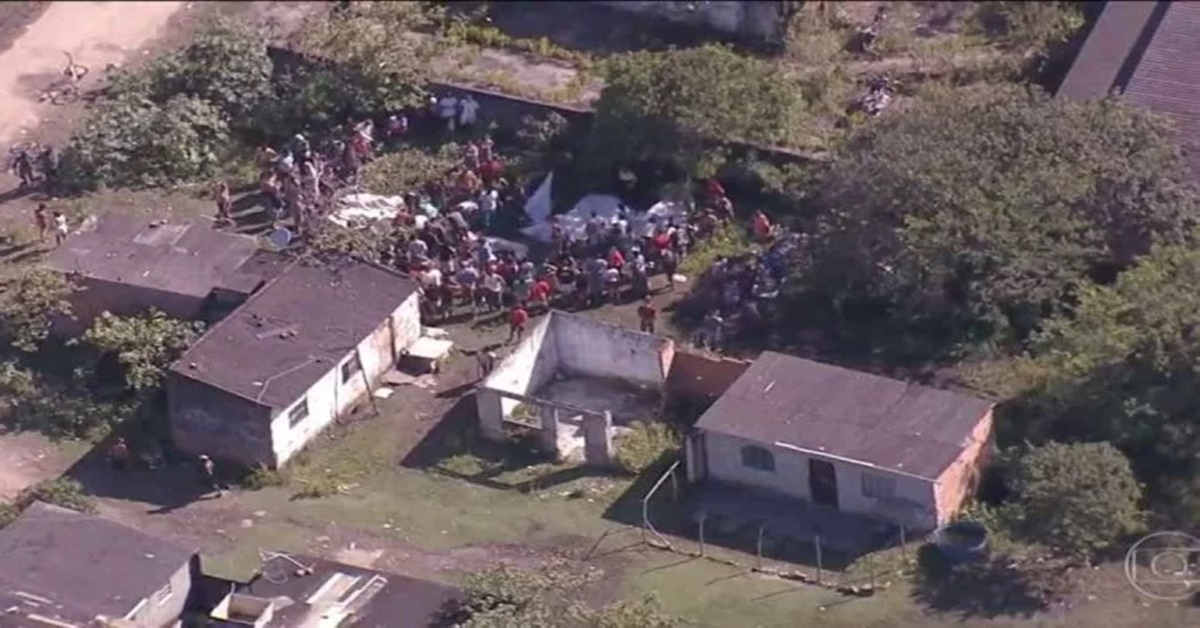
<box><xmin>242</xmin><ymin>465</ymin><xmax>286</xmax><ymax>490</ymax></box>
<box><xmin>614</xmin><ymin>421</ymin><xmax>681</xmax><ymax>475</ymax></box>
<box><xmin>678</xmin><ymin>225</ymin><xmax>753</xmax><ymax>278</ymax></box>
<box><xmin>16</xmin><ymin>478</ymin><xmax>97</xmax><ymax>514</ymax></box>
<box><xmin>361</xmin><ymin>146</ymin><xmax>458</xmax><ymax>197</ymax></box>
<box><xmin>0</xmin><ymin>503</ymin><xmax>18</xmax><ymax>529</ymax></box>
<box><xmin>292</xmin><ymin>476</ymin><xmax>341</xmax><ymax>500</ymax></box>
<box><xmin>0</xmin><ymin>361</ymin><xmax>135</xmax><ymax>440</ymax></box>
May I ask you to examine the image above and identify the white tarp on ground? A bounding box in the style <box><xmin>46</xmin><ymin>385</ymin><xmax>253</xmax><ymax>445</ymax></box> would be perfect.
<box><xmin>521</xmin><ymin>193</ymin><xmax>690</xmax><ymax>243</ymax></box>
<box><xmin>329</xmin><ymin>193</ymin><xmax>405</xmax><ymax>228</ymax></box>
<box><xmin>524</xmin><ymin>173</ymin><xmax>553</xmax><ymax>227</ymax></box>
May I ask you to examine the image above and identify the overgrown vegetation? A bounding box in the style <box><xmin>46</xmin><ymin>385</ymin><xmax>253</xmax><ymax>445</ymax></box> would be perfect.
<box><xmin>613</xmin><ymin>421</ymin><xmax>681</xmax><ymax>475</ymax></box>
<box><xmin>79</xmin><ymin>310</ymin><xmax>202</xmax><ymax>393</ymax></box>
<box><xmin>589</xmin><ymin>45</ymin><xmax>809</xmax><ymax>179</ymax></box>
<box><xmin>0</xmin><ymin>267</ymin><xmax>76</xmax><ymax>353</ymax></box>
<box><xmin>361</xmin><ymin>145</ymin><xmax>459</xmax><ymax>197</ymax></box>
<box><xmin>14</xmin><ymin>478</ymin><xmax>98</xmax><ymax>514</ymax></box>
<box><xmin>442</xmin><ymin>562</ymin><xmax>678</xmax><ymax>627</ymax></box>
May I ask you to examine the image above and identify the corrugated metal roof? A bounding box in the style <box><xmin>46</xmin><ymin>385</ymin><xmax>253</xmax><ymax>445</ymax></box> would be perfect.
<box><xmin>695</xmin><ymin>352</ymin><xmax>993</xmax><ymax>480</ymax></box>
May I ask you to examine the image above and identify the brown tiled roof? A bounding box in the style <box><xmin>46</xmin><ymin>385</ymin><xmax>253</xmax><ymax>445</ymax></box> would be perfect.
<box><xmin>238</xmin><ymin>554</ymin><xmax>460</xmax><ymax>628</ymax></box>
<box><xmin>45</xmin><ymin>214</ymin><xmax>268</xmax><ymax>298</ymax></box>
<box><xmin>1058</xmin><ymin>1</ymin><xmax>1200</xmax><ymax>179</ymax></box>
<box><xmin>694</xmin><ymin>352</ymin><xmax>994</xmax><ymax>480</ymax></box>
<box><xmin>169</xmin><ymin>258</ymin><xmax>419</xmax><ymax>409</ymax></box>
<box><xmin>0</xmin><ymin>502</ymin><xmax>194</xmax><ymax>623</ymax></box>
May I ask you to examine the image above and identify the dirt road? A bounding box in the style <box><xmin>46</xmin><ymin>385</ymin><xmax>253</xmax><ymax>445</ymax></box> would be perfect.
<box><xmin>0</xmin><ymin>1</ymin><xmax>184</xmax><ymax>148</ymax></box>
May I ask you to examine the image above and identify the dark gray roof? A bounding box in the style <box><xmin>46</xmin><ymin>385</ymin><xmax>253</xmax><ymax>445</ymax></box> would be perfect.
<box><xmin>0</xmin><ymin>502</ymin><xmax>194</xmax><ymax>623</ymax></box>
<box><xmin>1057</xmin><ymin>1</ymin><xmax>1200</xmax><ymax>179</ymax></box>
<box><xmin>695</xmin><ymin>352</ymin><xmax>994</xmax><ymax>480</ymax></box>
<box><xmin>170</xmin><ymin>259</ymin><xmax>420</xmax><ymax>409</ymax></box>
<box><xmin>45</xmin><ymin>214</ymin><xmax>265</xmax><ymax>298</ymax></box>
<box><xmin>239</xmin><ymin>554</ymin><xmax>460</xmax><ymax>628</ymax></box>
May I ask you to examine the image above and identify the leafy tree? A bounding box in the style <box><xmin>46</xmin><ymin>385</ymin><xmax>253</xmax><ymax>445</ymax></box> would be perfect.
<box><xmin>442</xmin><ymin>562</ymin><xmax>678</xmax><ymax>628</ymax></box>
<box><xmin>0</xmin><ymin>361</ymin><xmax>135</xmax><ymax>439</ymax></box>
<box><xmin>1008</xmin><ymin>442</ymin><xmax>1144</xmax><ymax>559</ymax></box>
<box><xmin>801</xmin><ymin>85</ymin><xmax>1199</xmax><ymax>358</ymax></box>
<box><xmin>996</xmin><ymin>244</ymin><xmax>1200</xmax><ymax>492</ymax></box>
<box><xmin>0</xmin><ymin>268</ymin><xmax>76</xmax><ymax>352</ymax></box>
<box><xmin>361</xmin><ymin>145</ymin><xmax>458</xmax><ymax>197</ymax></box>
<box><xmin>294</xmin><ymin>2</ymin><xmax>444</xmax><ymax>115</ymax></box>
<box><xmin>974</xmin><ymin>2</ymin><xmax>1085</xmax><ymax>53</ymax></box>
<box><xmin>80</xmin><ymin>310</ymin><xmax>201</xmax><ymax>393</ymax></box>
<box><xmin>588</xmin><ymin>44</ymin><xmax>808</xmax><ymax>177</ymax></box>
<box><xmin>143</xmin><ymin>18</ymin><xmax>274</xmax><ymax>122</ymax></box>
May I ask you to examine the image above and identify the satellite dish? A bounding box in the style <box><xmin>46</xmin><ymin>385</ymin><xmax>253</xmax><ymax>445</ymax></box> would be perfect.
<box><xmin>266</xmin><ymin>227</ymin><xmax>293</xmax><ymax>251</ymax></box>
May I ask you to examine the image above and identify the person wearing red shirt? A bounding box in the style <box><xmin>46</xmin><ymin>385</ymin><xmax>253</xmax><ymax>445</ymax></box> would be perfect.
<box><xmin>705</xmin><ymin>178</ymin><xmax>726</xmax><ymax>202</ymax></box>
<box><xmin>479</xmin><ymin>158</ymin><xmax>504</xmax><ymax>184</ymax></box>
<box><xmin>607</xmin><ymin>247</ymin><xmax>625</xmax><ymax>272</ymax></box>
<box><xmin>508</xmin><ymin>304</ymin><xmax>529</xmax><ymax>343</ymax></box>
<box><xmin>529</xmin><ymin>278</ymin><xmax>552</xmax><ymax>312</ymax></box>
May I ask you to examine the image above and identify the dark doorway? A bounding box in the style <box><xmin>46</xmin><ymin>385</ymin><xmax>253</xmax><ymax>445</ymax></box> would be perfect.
<box><xmin>809</xmin><ymin>459</ymin><xmax>839</xmax><ymax>508</ymax></box>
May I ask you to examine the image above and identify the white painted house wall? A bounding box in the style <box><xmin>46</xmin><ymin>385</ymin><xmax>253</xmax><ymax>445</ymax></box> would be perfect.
<box><xmin>268</xmin><ymin>293</ymin><xmax>421</xmax><ymax>465</ymax></box>
<box><xmin>695</xmin><ymin>431</ymin><xmax>940</xmax><ymax>530</ymax></box>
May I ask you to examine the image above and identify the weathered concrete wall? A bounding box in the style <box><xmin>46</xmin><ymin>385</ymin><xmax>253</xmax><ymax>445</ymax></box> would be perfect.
<box><xmin>54</xmin><ymin>276</ymin><xmax>205</xmax><ymax>337</ymax></box>
<box><xmin>666</xmin><ymin>351</ymin><xmax>750</xmax><ymax>402</ymax></box>
<box><xmin>550</xmin><ymin>312</ymin><xmax>673</xmax><ymax>385</ymax></box>
<box><xmin>696</xmin><ymin>430</ymin><xmax>939</xmax><ymax>531</ymax></box>
<box><xmin>934</xmin><ymin>409</ymin><xmax>994</xmax><ymax>525</ymax></box>
<box><xmin>124</xmin><ymin>557</ymin><xmax>194</xmax><ymax>628</ymax></box>
<box><xmin>167</xmin><ymin>372</ymin><xmax>275</xmax><ymax>467</ymax></box>
<box><xmin>477</xmin><ymin>315</ymin><xmax>558</xmax><ymax>439</ymax></box>
<box><xmin>594</xmin><ymin>1</ymin><xmax>787</xmax><ymax>42</ymax></box>
<box><xmin>269</xmin><ymin>292</ymin><xmax>422</xmax><ymax>465</ymax></box>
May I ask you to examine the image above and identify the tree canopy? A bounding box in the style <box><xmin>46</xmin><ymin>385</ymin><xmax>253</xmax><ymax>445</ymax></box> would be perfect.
<box><xmin>0</xmin><ymin>267</ymin><xmax>76</xmax><ymax>353</ymax></box>
<box><xmin>80</xmin><ymin>310</ymin><xmax>201</xmax><ymax>393</ymax></box>
<box><xmin>588</xmin><ymin>44</ymin><xmax>808</xmax><ymax>177</ymax></box>
<box><xmin>1009</xmin><ymin>441</ymin><xmax>1144</xmax><ymax>559</ymax></box>
<box><xmin>800</xmin><ymin>85</ymin><xmax>1199</xmax><ymax>358</ymax></box>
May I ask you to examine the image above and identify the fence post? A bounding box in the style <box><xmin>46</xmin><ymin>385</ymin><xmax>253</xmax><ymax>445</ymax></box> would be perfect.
<box><xmin>899</xmin><ymin>525</ymin><xmax>907</xmax><ymax>568</ymax></box>
<box><xmin>757</xmin><ymin>525</ymin><xmax>765</xmax><ymax>569</ymax></box>
<box><xmin>815</xmin><ymin>535</ymin><xmax>823</xmax><ymax>585</ymax></box>
<box><xmin>698</xmin><ymin>513</ymin><xmax>707</xmax><ymax>557</ymax></box>
<box><xmin>670</xmin><ymin>467</ymin><xmax>679</xmax><ymax>502</ymax></box>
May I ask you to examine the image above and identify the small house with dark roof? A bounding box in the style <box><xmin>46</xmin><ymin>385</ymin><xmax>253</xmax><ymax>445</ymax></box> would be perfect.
<box><xmin>0</xmin><ymin>501</ymin><xmax>198</xmax><ymax>627</ymax></box>
<box><xmin>165</xmin><ymin>258</ymin><xmax>421</xmax><ymax>468</ymax></box>
<box><xmin>205</xmin><ymin>552</ymin><xmax>460</xmax><ymax>628</ymax></box>
<box><xmin>1057</xmin><ymin>1</ymin><xmax>1200</xmax><ymax>182</ymax></box>
<box><xmin>44</xmin><ymin>214</ymin><xmax>289</xmax><ymax>334</ymax></box>
<box><xmin>685</xmin><ymin>352</ymin><xmax>994</xmax><ymax>531</ymax></box>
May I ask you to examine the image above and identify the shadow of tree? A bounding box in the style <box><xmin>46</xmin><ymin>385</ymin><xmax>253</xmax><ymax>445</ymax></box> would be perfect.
<box><xmin>910</xmin><ymin>544</ymin><xmax>1054</xmax><ymax>619</ymax></box>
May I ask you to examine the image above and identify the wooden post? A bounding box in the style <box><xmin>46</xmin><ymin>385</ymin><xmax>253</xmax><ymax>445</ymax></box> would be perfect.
<box><xmin>899</xmin><ymin>525</ymin><xmax>908</xmax><ymax>567</ymax></box>
<box><xmin>355</xmin><ymin>348</ymin><xmax>380</xmax><ymax>415</ymax></box>
<box><xmin>698</xmin><ymin>513</ymin><xmax>706</xmax><ymax>557</ymax></box>
<box><xmin>815</xmin><ymin>535</ymin><xmax>823</xmax><ymax>585</ymax></box>
<box><xmin>670</xmin><ymin>468</ymin><xmax>679</xmax><ymax>502</ymax></box>
<box><xmin>869</xmin><ymin>552</ymin><xmax>875</xmax><ymax>589</ymax></box>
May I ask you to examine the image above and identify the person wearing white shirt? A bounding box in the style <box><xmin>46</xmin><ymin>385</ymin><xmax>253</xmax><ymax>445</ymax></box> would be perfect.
<box><xmin>437</xmin><ymin>96</ymin><xmax>459</xmax><ymax>131</ymax></box>
<box><xmin>423</xmin><ymin>267</ymin><xmax>443</xmax><ymax>289</ymax></box>
<box><xmin>478</xmin><ymin>188</ymin><xmax>499</xmax><ymax>230</ymax></box>
<box><xmin>459</xmin><ymin>95</ymin><xmax>480</xmax><ymax>128</ymax></box>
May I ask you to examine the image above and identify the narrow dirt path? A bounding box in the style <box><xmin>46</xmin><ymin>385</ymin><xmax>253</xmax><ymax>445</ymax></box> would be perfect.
<box><xmin>0</xmin><ymin>1</ymin><xmax>185</xmax><ymax>147</ymax></box>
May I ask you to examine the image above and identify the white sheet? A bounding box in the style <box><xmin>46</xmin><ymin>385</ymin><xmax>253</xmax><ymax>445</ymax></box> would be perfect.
<box><xmin>524</xmin><ymin>173</ymin><xmax>553</xmax><ymax>226</ymax></box>
<box><xmin>521</xmin><ymin>195</ymin><xmax>689</xmax><ymax>243</ymax></box>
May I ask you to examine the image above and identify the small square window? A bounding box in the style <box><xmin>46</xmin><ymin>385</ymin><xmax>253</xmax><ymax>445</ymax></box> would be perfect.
<box><xmin>154</xmin><ymin>582</ymin><xmax>173</xmax><ymax>605</ymax></box>
<box><xmin>288</xmin><ymin>399</ymin><xmax>310</xmax><ymax>427</ymax></box>
<box><xmin>861</xmin><ymin>473</ymin><xmax>896</xmax><ymax>500</ymax></box>
<box><xmin>341</xmin><ymin>354</ymin><xmax>362</xmax><ymax>384</ymax></box>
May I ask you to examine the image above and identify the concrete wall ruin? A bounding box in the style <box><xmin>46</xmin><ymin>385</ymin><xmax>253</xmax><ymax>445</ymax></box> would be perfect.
<box><xmin>476</xmin><ymin>311</ymin><xmax>675</xmax><ymax>465</ymax></box>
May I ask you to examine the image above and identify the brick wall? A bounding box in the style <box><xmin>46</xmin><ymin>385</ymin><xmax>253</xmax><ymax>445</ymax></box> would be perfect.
<box><xmin>666</xmin><ymin>351</ymin><xmax>750</xmax><ymax>402</ymax></box>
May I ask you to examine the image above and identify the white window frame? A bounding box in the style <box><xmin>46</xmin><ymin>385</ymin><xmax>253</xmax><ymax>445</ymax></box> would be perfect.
<box><xmin>288</xmin><ymin>398</ymin><xmax>310</xmax><ymax>427</ymax></box>
<box><xmin>861</xmin><ymin>472</ymin><xmax>897</xmax><ymax>499</ymax></box>
<box><xmin>341</xmin><ymin>353</ymin><xmax>363</xmax><ymax>385</ymax></box>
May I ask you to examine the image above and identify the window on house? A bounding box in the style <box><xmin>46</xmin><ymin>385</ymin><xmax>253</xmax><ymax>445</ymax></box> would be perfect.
<box><xmin>341</xmin><ymin>354</ymin><xmax>362</xmax><ymax>384</ymax></box>
<box><xmin>288</xmin><ymin>399</ymin><xmax>310</xmax><ymax>427</ymax></box>
<box><xmin>740</xmin><ymin>445</ymin><xmax>775</xmax><ymax>472</ymax></box>
<box><xmin>153</xmin><ymin>582</ymin><xmax>173</xmax><ymax>606</ymax></box>
<box><xmin>861</xmin><ymin>473</ymin><xmax>897</xmax><ymax>499</ymax></box>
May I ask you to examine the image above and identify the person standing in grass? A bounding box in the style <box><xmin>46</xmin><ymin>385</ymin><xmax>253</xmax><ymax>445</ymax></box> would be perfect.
<box><xmin>637</xmin><ymin>298</ymin><xmax>658</xmax><ymax>334</ymax></box>
<box><xmin>508</xmin><ymin>303</ymin><xmax>529</xmax><ymax>344</ymax></box>
<box><xmin>34</xmin><ymin>203</ymin><xmax>48</xmax><ymax>241</ymax></box>
<box><xmin>53</xmin><ymin>211</ymin><xmax>69</xmax><ymax>246</ymax></box>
